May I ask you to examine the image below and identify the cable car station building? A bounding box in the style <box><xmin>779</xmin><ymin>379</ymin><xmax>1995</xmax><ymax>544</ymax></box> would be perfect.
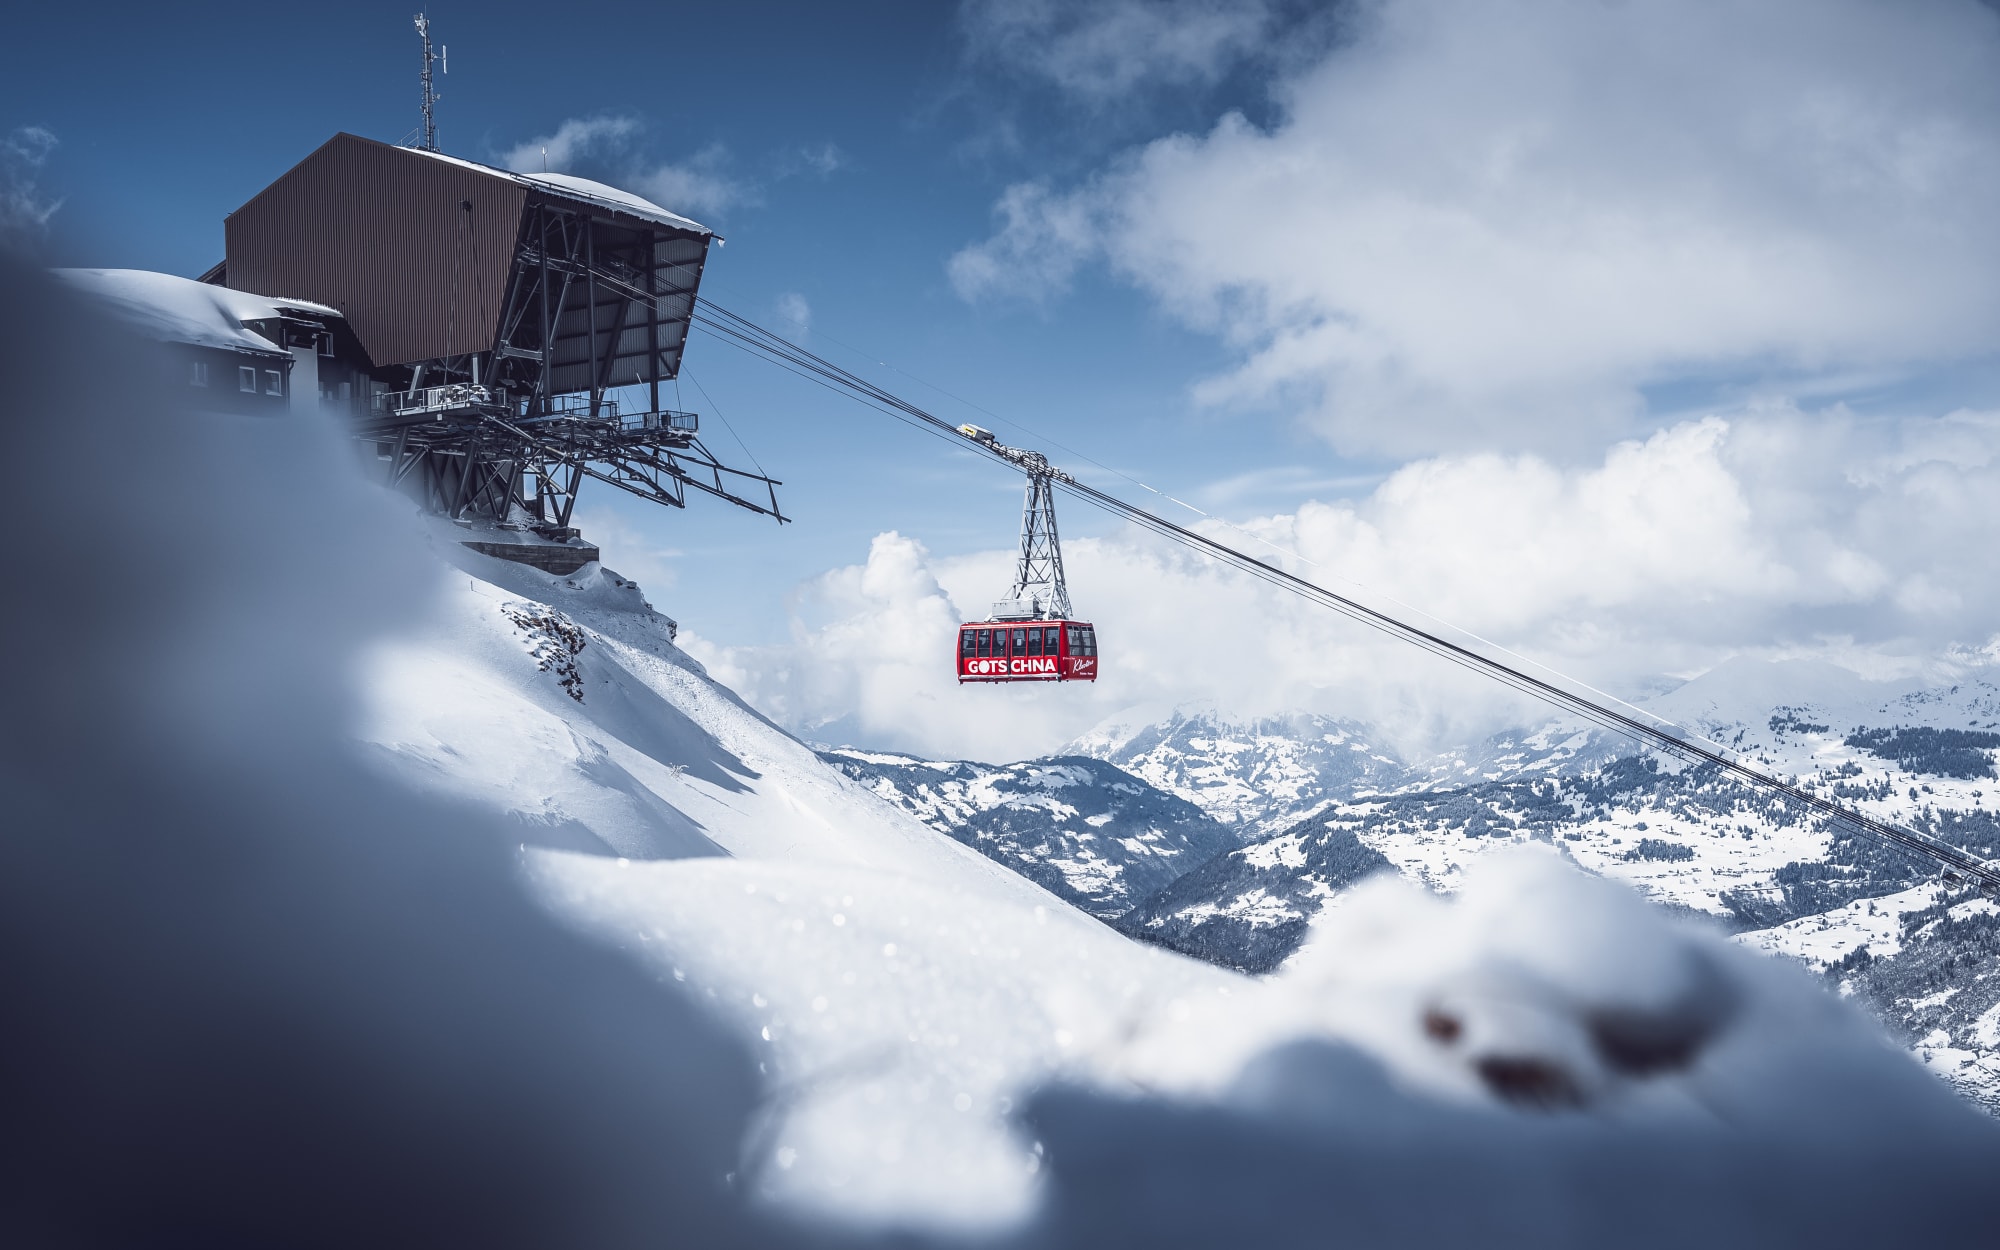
<box><xmin>195</xmin><ymin>132</ymin><xmax>782</xmax><ymax>573</ymax></box>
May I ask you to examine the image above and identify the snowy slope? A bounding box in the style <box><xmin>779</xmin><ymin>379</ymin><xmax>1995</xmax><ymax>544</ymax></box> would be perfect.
<box><xmin>816</xmin><ymin>748</ymin><xmax>1237</xmax><ymax>920</ymax></box>
<box><xmin>527</xmin><ymin>853</ymin><xmax>1236</xmax><ymax>1230</ymax></box>
<box><xmin>356</xmin><ymin>532</ymin><xmax>1245</xmax><ymax>1226</ymax></box>
<box><xmin>362</xmin><ymin>533</ymin><xmax>1070</xmax><ymax>894</ymax></box>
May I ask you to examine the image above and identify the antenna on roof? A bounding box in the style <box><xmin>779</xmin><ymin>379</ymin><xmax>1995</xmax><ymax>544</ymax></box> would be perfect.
<box><xmin>414</xmin><ymin>13</ymin><xmax>443</xmax><ymax>152</ymax></box>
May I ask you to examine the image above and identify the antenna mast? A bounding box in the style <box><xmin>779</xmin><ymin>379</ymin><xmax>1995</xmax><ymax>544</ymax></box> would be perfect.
<box><xmin>414</xmin><ymin>13</ymin><xmax>444</xmax><ymax>151</ymax></box>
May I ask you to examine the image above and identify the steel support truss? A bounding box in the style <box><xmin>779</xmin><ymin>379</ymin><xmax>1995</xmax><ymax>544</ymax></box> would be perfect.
<box><xmin>366</xmin><ymin>397</ymin><xmax>784</xmax><ymax>532</ymax></box>
<box><xmin>360</xmin><ymin>197</ymin><xmax>780</xmax><ymax>532</ymax></box>
<box><xmin>1002</xmin><ymin>467</ymin><xmax>1072</xmax><ymax>620</ymax></box>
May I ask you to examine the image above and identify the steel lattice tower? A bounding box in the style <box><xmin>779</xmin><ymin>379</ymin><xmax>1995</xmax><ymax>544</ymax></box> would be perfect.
<box><xmin>1005</xmin><ymin>468</ymin><xmax>1072</xmax><ymax>620</ymax></box>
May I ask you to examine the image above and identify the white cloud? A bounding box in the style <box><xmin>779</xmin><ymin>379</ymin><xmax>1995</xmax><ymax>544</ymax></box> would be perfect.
<box><xmin>691</xmin><ymin>407</ymin><xmax>2000</xmax><ymax>761</ymax></box>
<box><xmin>774</xmin><ymin>292</ymin><xmax>811</xmax><ymax>338</ymax></box>
<box><xmin>683</xmin><ymin>532</ymin><xmax>1085</xmax><ymax>762</ymax></box>
<box><xmin>946</xmin><ymin>180</ymin><xmax>1107</xmax><ymax>302</ymax></box>
<box><xmin>1</xmin><ymin>125</ymin><xmax>61</xmax><ymax>251</ymax></box>
<box><xmin>500</xmin><ymin>116</ymin><xmax>638</xmax><ymax>174</ymax></box>
<box><xmin>961</xmin><ymin>0</ymin><xmax>1279</xmax><ymax>100</ymax></box>
<box><xmin>500</xmin><ymin>117</ymin><xmax>747</xmax><ymax>218</ymax></box>
<box><xmin>774</xmin><ymin>142</ymin><xmax>846</xmax><ymax>179</ymax></box>
<box><xmin>951</xmin><ymin>0</ymin><xmax>2000</xmax><ymax>455</ymax></box>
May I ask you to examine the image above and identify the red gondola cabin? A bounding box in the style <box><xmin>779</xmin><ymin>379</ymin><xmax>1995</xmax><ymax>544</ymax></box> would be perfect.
<box><xmin>957</xmin><ymin>620</ymin><xmax>1098</xmax><ymax>683</ymax></box>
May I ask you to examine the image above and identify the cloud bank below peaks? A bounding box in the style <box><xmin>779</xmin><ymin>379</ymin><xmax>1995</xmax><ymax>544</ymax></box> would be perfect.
<box><xmin>951</xmin><ymin>0</ymin><xmax>2000</xmax><ymax>456</ymax></box>
<box><xmin>690</xmin><ymin>407</ymin><xmax>2000</xmax><ymax>762</ymax></box>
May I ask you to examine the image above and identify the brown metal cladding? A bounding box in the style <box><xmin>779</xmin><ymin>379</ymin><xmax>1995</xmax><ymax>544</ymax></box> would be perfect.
<box><xmin>224</xmin><ymin>133</ymin><xmax>526</xmax><ymax>367</ymax></box>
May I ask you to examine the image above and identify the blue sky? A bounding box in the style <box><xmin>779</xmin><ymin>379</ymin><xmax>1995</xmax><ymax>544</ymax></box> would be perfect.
<box><xmin>14</xmin><ymin>0</ymin><xmax>2000</xmax><ymax>760</ymax></box>
<box><xmin>3</xmin><ymin>0</ymin><xmax>1356</xmax><ymax>648</ymax></box>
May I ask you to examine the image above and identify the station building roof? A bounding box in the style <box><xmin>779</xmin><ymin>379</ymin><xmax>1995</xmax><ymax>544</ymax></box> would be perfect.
<box><xmin>55</xmin><ymin>268</ymin><xmax>333</xmax><ymax>357</ymax></box>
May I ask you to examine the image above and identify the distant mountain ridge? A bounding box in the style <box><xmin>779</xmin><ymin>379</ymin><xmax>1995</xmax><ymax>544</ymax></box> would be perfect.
<box><xmin>815</xmin><ymin>748</ymin><xmax>1238</xmax><ymax>921</ymax></box>
<box><xmin>1061</xmin><ymin>706</ymin><xmax>1414</xmax><ymax>835</ymax></box>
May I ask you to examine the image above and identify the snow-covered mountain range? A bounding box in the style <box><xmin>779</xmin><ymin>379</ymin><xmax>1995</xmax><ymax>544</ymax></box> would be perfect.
<box><xmin>835</xmin><ymin>669</ymin><xmax>2000</xmax><ymax>1111</ymax></box>
<box><xmin>1063</xmin><ymin>706</ymin><xmax>1415</xmax><ymax>834</ymax></box>
<box><xmin>814</xmin><ymin>749</ymin><xmax>1235</xmax><ymax>920</ymax></box>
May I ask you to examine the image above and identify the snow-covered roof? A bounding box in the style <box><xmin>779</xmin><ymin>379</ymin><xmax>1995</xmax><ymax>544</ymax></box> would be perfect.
<box><xmin>521</xmin><ymin>171</ymin><xmax>713</xmax><ymax>236</ymax></box>
<box><xmin>404</xmin><ymin>146</ymin><xmax>716</xmax><ymax>238</ymax></box>
<box><xmin>54</xmin><ymin>269</ymin><xmax>338</xmax><ymax>355</ymax></box>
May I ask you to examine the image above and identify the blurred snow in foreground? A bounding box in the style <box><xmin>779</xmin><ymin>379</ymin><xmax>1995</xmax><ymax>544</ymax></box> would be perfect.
<box><xmin>538</xmin><ymin>844</ymin><xmax>2000</xmax><ymax>1245</ymax></box>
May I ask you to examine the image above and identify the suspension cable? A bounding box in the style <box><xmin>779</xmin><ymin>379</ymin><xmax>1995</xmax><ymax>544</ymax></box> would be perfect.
<box><xmin>688</xmin><ymin>297</ymin><xmax>2000</xmax><ymax>895</ymax></box>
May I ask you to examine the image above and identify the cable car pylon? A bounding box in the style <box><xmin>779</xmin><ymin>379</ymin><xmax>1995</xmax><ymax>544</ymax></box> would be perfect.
<box><xmin>953</xmin><ymin>424</ymin><xmax>1096</xmax><ymax>684</ymax></box>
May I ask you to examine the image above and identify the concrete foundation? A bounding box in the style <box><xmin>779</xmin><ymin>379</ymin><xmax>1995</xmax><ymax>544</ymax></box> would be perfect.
<box><xmin>460</xmin><ymin>537</ymin><xmax>600</xmax><ymax>576</ymax></box>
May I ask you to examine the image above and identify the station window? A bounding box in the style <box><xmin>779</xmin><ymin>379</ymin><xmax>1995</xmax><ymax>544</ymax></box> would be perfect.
<box><xmin>319</xmin><ymin>334</ymin><xmax>335</xmax><ymax>358</ymax></box>
<box><xmin>188</xmin><ymin>360</ymin><xmax>209</xmax><ymax>387</ymax></box>
<box><xmin>238</xmin><ymin>366</ymin><xmax>257</xmax><ymax>392</ymax></box>
<box><xmin>264</xmin><ymin>370</ymin><xmax>284</xmax><ymax>396</ymax></box>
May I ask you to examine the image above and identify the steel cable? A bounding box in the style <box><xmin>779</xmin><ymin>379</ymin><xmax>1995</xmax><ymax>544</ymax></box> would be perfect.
<box><xmin>690</xmin><ymin>298</ymin><xmax>2000</xmax><ymax>894</ymax></box>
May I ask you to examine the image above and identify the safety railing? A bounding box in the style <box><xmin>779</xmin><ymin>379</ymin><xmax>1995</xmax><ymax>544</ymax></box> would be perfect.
<box><xmin>619</xmin><ymin>408</ymin><xmax>698</xmax><ymax>435</ymax></box>
<box><xmin>372</xmin><ymin>383</ymin><xmax>500</xmax><ymax>418</ymax></box>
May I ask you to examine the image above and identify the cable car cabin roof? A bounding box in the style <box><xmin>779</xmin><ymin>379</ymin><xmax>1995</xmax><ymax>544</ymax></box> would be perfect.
<box><xmin>216</xmin><ymin>132</ymin><xmax>716</xmax><ymax>380</ymax></box>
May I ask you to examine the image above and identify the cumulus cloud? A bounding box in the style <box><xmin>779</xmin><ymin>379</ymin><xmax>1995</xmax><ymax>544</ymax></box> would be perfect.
<box><xmin>500</xmin><ymin>116</ymin><xmax>747</xmax><ymax>218</ymax></box>
<box><xmin>961</xmin><ymin>0</ymin><xmax>1281</xmax><ymax>100</ymax></box>
<box><xmin>947</xmin><ymin>180</ymin><xmax>1105</xmax><ymax>303</ymax></box>
<box><xmin>1</xmin><ymin>125</ymin><xmax>61</xmax><ymax>251</ymax></box>
<box><xmin>951</xmin><ymin>0</ymin><xmax>2000</xmax><ymax>455</ymax></box>
<box><xmin>682</xmin><ymin>532</ymin><xmax>1072</xmax><ymax>760</ymax></box>
<box><xmin>693</xmin><ymin>406</ymin><xmax>2000</xmax><ymax>761</ymax></box>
